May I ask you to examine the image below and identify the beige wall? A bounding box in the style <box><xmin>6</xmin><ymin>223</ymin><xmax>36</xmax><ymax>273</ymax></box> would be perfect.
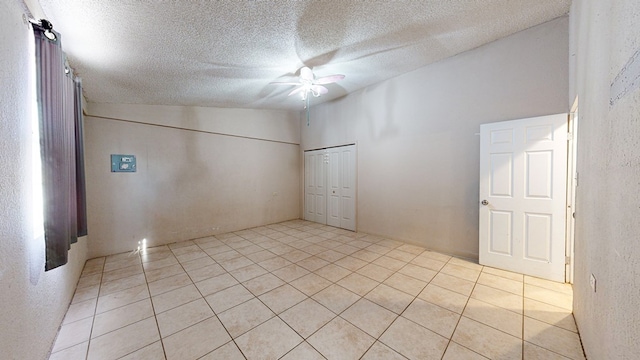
<box><xmin>84</xmin><ymin>104</ymin><xmax>301</xmax><ymax>258</ymax></box>
<box><xmin>570</xmin><ymin>1</ymin><xmax>640</xmax><ymax>358</ymax></box>
<box><xmin>0</xmin><ymin>1</ymin><xmax>88</xmax><ymax>359</ymax></box>
<box><xmin>302</xmin><ymin>17</ymin><xmax>570</xmax><ymax>259</ymax></box>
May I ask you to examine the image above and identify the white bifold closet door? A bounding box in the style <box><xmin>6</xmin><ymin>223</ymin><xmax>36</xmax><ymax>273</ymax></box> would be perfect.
<box><xmin>304</xmin><ymin>145</ymin><xmax>356</xmax><ymax>231</ymax></box>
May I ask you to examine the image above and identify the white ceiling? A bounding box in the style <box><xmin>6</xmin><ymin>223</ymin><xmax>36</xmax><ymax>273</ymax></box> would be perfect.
<box><xmin>39</xmin><ymin>0</ymin><xmax>571</xmax><ymax>111</ymax></box>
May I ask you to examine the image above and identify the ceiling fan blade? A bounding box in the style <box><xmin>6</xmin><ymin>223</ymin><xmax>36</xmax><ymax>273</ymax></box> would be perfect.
<box><xmin>269</xmin><ymin>81</ymin><xmax>301</xmax><ymax>86</ymax></box>
<box><xmin>310</xmin><ymin>85</ymin><xmax>328</xmax><ymax>96</ymax></box>
<box><xmin>314</xmin><ymin>74</ymin><xmax>345</xmax><ymax>85</ymax></box>
<box><xmin>288</xmin><ymin>86</ymin><xmax>307</xmax><ymax>97</ymax></box>
<box><xmin>300</xmin><ymin>67</ymin><xmax>315</xmax><ymax>82</ymax></box>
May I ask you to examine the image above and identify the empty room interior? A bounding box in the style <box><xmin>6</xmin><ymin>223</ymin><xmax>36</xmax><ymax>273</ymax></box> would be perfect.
<box><xmin>2</xmin><ymin>0</ymin><xmax>639</xmax><ymax>359</ymax></box>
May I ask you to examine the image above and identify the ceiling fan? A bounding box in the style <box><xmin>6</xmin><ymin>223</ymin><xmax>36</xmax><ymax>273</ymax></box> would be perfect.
<box><xmin>271</xmin><ymin>66</ymin><xmax>345</xmax><ymax>102</ymax></box>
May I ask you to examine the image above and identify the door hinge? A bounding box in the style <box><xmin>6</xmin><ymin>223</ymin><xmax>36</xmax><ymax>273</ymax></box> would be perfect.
<box><xmin>565</xmin><ymin>256</ymin><xmax>571</xmax><ymax>265</ymax></box>
<box><xmin>567</xmin><ymin>132</ymin><xmax>573</xmax><ymax>141</ymax></box>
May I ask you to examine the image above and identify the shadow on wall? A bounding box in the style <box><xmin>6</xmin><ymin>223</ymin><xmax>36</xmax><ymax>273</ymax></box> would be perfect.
<box><xmin>363</xmin><ymin>80</ymin><xmax>400</xmax><ymax>142</ymax></box>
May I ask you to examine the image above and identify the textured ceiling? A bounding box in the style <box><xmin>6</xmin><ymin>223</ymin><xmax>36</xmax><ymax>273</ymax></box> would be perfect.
<box><xmin>39</xmin><ymin>0</ymin><xmax>571</xmax><ymax>110</ymax></box>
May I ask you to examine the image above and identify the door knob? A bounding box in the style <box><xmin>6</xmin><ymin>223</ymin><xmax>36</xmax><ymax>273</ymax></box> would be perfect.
<box><xmin>481</xmin><ymin>200</ymin><xmax>489</xmax><ymax>206</ymax></box>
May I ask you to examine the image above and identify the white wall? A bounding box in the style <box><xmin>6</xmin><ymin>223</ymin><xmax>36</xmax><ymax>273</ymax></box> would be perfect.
<box><xmin>570</xmin><ymin>1</ymin><xmax>640</xmax><ymax>358</ymax></box>
<box><xmin>302</xmin><ymin>17</ymin><xmax>569</xmax><ymax>259</ymax></box>
<box><xmin>84</xmin><ymin>103</ymin><xmax>301</xmax><ymax>258</ymax></box>
<box><xmin>0</xmin><ymin>1</ymin><xmax>88</xmax><ymax>359</ymax></box>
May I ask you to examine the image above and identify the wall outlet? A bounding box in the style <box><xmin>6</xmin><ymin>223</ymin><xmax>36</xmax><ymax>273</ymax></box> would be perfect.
<box><xmin>590</xmin><ymin>273</ymin><xmax>597</xmax><ymax>292</ymax></box>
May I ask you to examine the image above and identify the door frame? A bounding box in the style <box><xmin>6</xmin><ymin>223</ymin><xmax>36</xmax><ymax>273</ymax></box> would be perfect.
<box><xmin>565</xmin><ymin>98</ymin><xmax>579</xmax><ymax>284</ymax></box>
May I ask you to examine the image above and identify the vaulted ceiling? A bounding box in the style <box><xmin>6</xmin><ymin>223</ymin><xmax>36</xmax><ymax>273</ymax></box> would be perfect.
<box><xmin>39</xmin><ymin>0</ymin><xmax>571</xmax><ymax>110</ymax></box>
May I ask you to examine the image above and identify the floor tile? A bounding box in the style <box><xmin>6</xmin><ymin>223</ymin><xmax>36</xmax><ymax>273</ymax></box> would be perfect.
<box><xmin>442</xmin><ymin>342</ymin><xmax>488</xmax><ymax>360</ymax></box>
<box><xmin>420</xmin><ymin>251</ymin><xmax>452</xmax><ymax>263</ymax></box>
<box><xmin>441</xmin><ymin>263</ymin><xmax>481</xmax><ymax>282</ymax></box>
<box><xmin>471</xmin><ymin>284</ymin><xmax>523</xmax><ymax>314</ymax></box>
<box><xmin>92</xmin><ymin>298</ymin><xmax>154</xmax><ymax>338</ymax></box>
<box><xmin>316</xmin><ymin>249</ymin><xmax>347</xmax><ymax>262</ymax></box>
<box><xmin>99</xmin><ymin>273</ymin><xmax>147</xmax><ymax>297</ymax></box>
<box><xmin>386</xmin><ymin>249</ymin><xmax>417</xmax><ymax>262</ymax></box>
<box><xmin>258</xmin><ymin>284</ymin><xmax>308</xmax><ymax>314</ymax></box>
<box><xmin>183</xmin><ymin>262</ymin><xmax>223</xmax><ymax>282</ymax></box>
<box><xmin>410</xmin><ymin>256</ymin><xmax>447</xmax><ymax>271</ymax></box>
<box><xmin>341</xmin><ymin>298</ymin><xmax>397</xmax><ymax>338</ymax></box>
<box><xmin>314</xmin><ymin>263</ymin><xmax>352</xmax><ymax>282</ymax></box>
<box><xmin>397</xmin><ymin>263</ymin><xmax>437</xmax><ymax>282</ymax></box>
<box><xmin>87</xmin><ymin>317</ymin><xmax>159</xmax><ymax>360</ymax></box>
<box><xmin>523</xmin><ymin>317</ymin><xmax>584</xmax><ymax>359</ymax></box>
<box><xmin>245</xmin><ymin>249</ymin><xmax>278</xmax><ymax>263</ymax></box>
<box><xmin>96</xmin><ymin>284</ymin><xmax>150</xmax><ymax>314</ymax></box>
<box><xmin>63</xmin><ymin>298</ymin><xmax>97</xmax><ymax>325</ymax></box>
<box><xmin>523</xmin><ymin>341</ymin><xmax>574</xmax><ymax>360</ymax></box>
<box><xmin>334</xmin><ymin>256</ymin><xmax>369</xmax><ymax>271</ymax></box>
<box><xmin>229</xmin><ymin>263</ymin><xmax>268</xmax><ymax>282</ymax></box>
<box><xmin>452</xmin><ymin>317</ymin><xmax>522</xmax><ymax>360</ymax></box>
<box><xmin>49</xmin><ymin>341</ymin><xmax>88</xmax><ymax>360</ymax></box>
<box><xmin>337</xmin><ymin>273</ymin><xmax>379</xmax><ymax>296</ymax></box>
<box><xmin>218</xmin><ymin>256</ymin><xmax>254</xmax><ymax>272</ymax></box>
<box><xmin>312</xmin><ymin>284</ymin><xmax>361</xmax><ymax>314</ymax></box>
<box><xmin>272</xmin><ymin>263</ymin><xmax>311</xmax><ymax>282</ymax></box>
<box><xmin>280</xmin><ymin>341</ymin><xmax>325</xmax><ymax>360</ymax></box>
<box><xmin>365</xmin><ymin>284</ymin><xmax>414</xmax><ymax>314</ymax></box>
<box><xmin>447</xmin><ymin>257</ymin><xmax>483</xmax><ymax>271</ymax></box>
<box><xmin>357</xmin><ymin>263</ymin><xmax>395</xmax><ymax>282</ymax></box>
<box><xmin>290</xmin><ymin>273</ymin><xmax>333</xmax><ymax>296</ymax></box>
<box><xmin>402</xmin><ymin>297</ymin><xmax>460</xmax><ymax>338</ymax></box>
<box><xmin>51</xmin><ymin>317</ymin><xmax>93</xmax><ymax>353</ymax></box>
<box><xmin>72</xmin><ymin>284</ymin><xmax>100</xmax><ymax>304</ymax></box>
<box><xmin>217</xmin><ymin>298</ymin><xmax>274</xmax><ymax>337</ymax></box>
<box><xmin>418</xmin><ymin>284</ymin><xmax>469</xmax><ymax>314</ymax></box>
<box><xmin>525</xmin><ymin>276</ymin><xmax>573</xmax><ymax>295</ymax></box>
<box><xmin>372</xmin><ymin>256</ymin><xmax>406</xmax><ymax>272</ymax></box>
<box><xmin>205</xmin><ymin>283</ymin><xmax>255</xmax><ymax>313</ymax></box>
<box><xmin>156</xmin><ymin>298</ymin><xmax>214</xmax><ymax>337</ymax></box>
<box><xmin>180</xmin><ymin>256</ymin><xmax>216</xmax><ymax>273</ymax></box>
<box><xmin>477</xmin><ymin>272</ymin><xmax>523</xmax><ymax>296</ymax></box>
<box><xmin>463</xmin><ymin>298</ymin><xmax>522</xmax><ymax>338</ymax></box>
<box><xmin>524</xmin><ymin>298</ymin><xmax>578</xmax><ymax>332</ymax></box>
<box><xmin>147</xmin><ymin>273</ymin><xmax>193</xmax><ymax>297</ymax></box>
<box><xmin>151</xmin><ymin>284</ymin><xmax>202</xmax><ymax>314</ymax></box>
<box><xmin>383</xmin><ymin>272</ymin><xmax>427</xmax><ymax>296</ymax></box>
<box><xmin>351</xmin><ymin>249</ymin><xmax>382</xmax><ymax>262</ymax></box>
<box><xmin>101</xmin><ymin>263</ymin><xmax>143</xmax><ymax>283</ymax></box>
<box><xmin>280</xmin><ymin>298</ymin><xmax>336</xmax><ymax>338</ymax></box>
<box><xmin>380</xmin><ymin>317</ymin><xmax>448</xmax><ymax>360</ymax></box>
<box><xmin>524</xmin><ymin>284</ymin><xmax>573</xmax><ymax>310</ymax></box>
<box><xmin>194</xmin><ymin>273</ymin><xmax>238</xmax><ymax>297</ymax></box>
<box><xmin>297</xmin><ymin>256</ymin><xmax>330</xmax><ymax>272</ymax></box>
<box><xmin>257</xmin><ymin>256</ymin><xmax>292</xmax><ymax>271</ymax></box>
<box><xmin>162</xmin><ymin>317</ymin><xmax>231</xmax><ymax>360</ymax></box>
<box><xmin>361</xmin><ymin>341</ymin><xmax>408</xmax><ymax>360</ymax></box>
<box><xmin>308</xmin><ymin>317</ymin><xmax>375</xmax><ymax>360</ymax></box>
<box><xmin>199</xmin><ymin>341</ymin><xmax>245</xmax><ymax>360</ymax></box>
<box><xmin>119</xmin><ymin>341</ymin><xmax>165</xmax><ymax>360</ymax></box>
<box><xmin>482</xmin><ymin>266</ymin><xmax>524</xmax><ymax>282</ymax></box>
<box><xmin>243</xmin><ymin>273</ymin><xmax>286</xmax><ymax>296</ymax></box>
<box><xmin>143</xmin><ymin>264</ymin><xmax>185</xmax><ymax>283</ymax></box>
<box><xmin>430</xmin><ymin>272</ymin><xmax>475</xmax><ymax>296</ymax></box>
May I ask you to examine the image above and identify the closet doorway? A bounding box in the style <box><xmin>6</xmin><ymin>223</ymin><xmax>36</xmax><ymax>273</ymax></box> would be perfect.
<box><xmin>304</xmin><ymin>144</ymin><xmax>356</xmax><ymax>231</ymax></box>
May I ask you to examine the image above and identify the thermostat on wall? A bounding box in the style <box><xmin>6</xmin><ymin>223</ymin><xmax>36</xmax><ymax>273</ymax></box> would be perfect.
<box><xmin>111</xmin><ymin>154</ymin><xmax>136</xmax><ymax>172</ymax></box>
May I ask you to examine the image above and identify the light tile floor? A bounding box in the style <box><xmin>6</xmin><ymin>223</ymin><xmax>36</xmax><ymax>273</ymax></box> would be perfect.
<box><xmin>49</xmin><ymin>220</ymin><xmax>585</xmax><ymax>360</ymax></box>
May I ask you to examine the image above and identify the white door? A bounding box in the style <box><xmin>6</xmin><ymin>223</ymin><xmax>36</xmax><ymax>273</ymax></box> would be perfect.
<box><xmin>305</xmin><ymin>145</ymin><xmax>356</xmax><ymax>231</ymax></box>
<box><xmin>479</xmin><ymin>114</ymin><xmax>568</xmax><ymax>282</ymax></box>
<box><xmin>304</xmin><ymin>150</ymin><xmax>327</xmax><ymax>224</ymax></box>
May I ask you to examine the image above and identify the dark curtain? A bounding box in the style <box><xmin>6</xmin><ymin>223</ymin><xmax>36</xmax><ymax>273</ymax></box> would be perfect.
<box><xmin>33</xmin><ymin>24</ymin><xmax>83</xmax><ymax>271</ymax></box>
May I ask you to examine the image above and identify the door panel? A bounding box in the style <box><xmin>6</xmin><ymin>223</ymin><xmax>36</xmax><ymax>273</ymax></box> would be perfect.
<box><xmin>480</xmin><ymin>114</ymin><xmax>567</xmax><ymax>282</ymax></box>
<box><xmin>304</xmin><ymin>145</ymin><xmax>356</xmax><ymax>231</ymax></box>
